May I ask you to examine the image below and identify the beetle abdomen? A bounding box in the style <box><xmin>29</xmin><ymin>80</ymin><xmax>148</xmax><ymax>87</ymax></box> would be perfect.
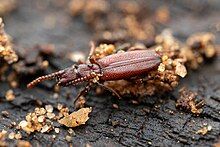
<box><xmin>98</xmin><ymin>50</ymin><xmax>161</xmax><ymax>81</ymax></box>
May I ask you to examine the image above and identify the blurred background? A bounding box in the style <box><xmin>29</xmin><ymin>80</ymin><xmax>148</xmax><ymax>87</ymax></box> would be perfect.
<box><xmin>2</xmin><ymin>0</ymin><xmax>220</xmax><ymax>53</ymax></box>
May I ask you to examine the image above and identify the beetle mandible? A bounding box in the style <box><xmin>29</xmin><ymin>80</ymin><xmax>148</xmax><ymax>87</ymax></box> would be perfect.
<box><xmin>27</xmin><ymin>42</ymin><xmax>161</xmax><ymax>104</ymax></box>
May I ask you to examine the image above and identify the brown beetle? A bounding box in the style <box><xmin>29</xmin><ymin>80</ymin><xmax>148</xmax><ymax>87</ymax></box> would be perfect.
<box><xmin>27</xmin><ymin>42</ymin><xmax>161</xmax><ymax>104</ymax></box>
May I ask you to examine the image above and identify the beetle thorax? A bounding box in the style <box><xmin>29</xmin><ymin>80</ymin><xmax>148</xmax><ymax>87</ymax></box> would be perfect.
<box><xmin>77</xmin><ymin>64</ymin><xmax>101</xmax><ymax>77</ymax></box>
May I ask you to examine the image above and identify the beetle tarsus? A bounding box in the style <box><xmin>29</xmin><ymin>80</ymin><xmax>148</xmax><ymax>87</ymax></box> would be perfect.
<box><xmin>96</xmin><ymin>82</ymin><xmax>122</xmax><ymax>99</ymax></box>
<box><xmin>74</xmin><ymin>82</ymin><xmax>92</xmax><ymax>108</ymax></box>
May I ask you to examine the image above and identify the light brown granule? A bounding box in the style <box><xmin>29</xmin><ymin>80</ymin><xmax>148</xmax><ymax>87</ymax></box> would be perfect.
<box><xmin>11</xmin><ymin>121</ymin><xmax>16</xmax><ymax>126</ymax></box>
<box><xmin>68</xmin><ymin>128</ymin><xmax>74</xmax><ymax>135</ymax></box>
<box><xmin>19</xmin><ymin>120</ymin><xmax>28</xmax><ymax>128</ymax></box>
<box><xmin>46</xmin><ymin>112</ymin><xmax>55</xmax><ymax>119</ymax></box>
<box><xmin>196</xmin><ymin>125</ymin><xmax>212</xmax><ymax>135</ymax></box>
<box><xmin>54</xmin><ymin>128</ymin><xmax>60</xmax><ymax>134</ymax></box>
<box><xmin>35</xmin><ymin>107</ymin><xmax>46</xmax><ymax>116</ymax></box>
<box><xmin>40</xmin><ymin>60</ymin><xmax>49</xmax><ymax>69</ymax></box>
<box><xmin>8</xmin><ymin>131</ymin><xmax>22</xmax><ymax>140</ymax></box>
<box><xmin>40</xmin><ymin>125</ymin><xmax>50</xmax><ymax>133</ymax></box>
<box><xmin>17</xmin><ymin>140</ymin><xmax>32</xmax><ymax>147</ymax></box>
<box><xmin>37</xmin><ymin>116</ymin><xmax>45</xmax><ymax>123</ymax></box>
<box><xmin>74</xmin><ymin>96</ymin><xmax>86</xmax><ymax>109</ymax></box>
<box><xmin>39</xmin><ymin>108</ymin><xmax>46</xmax><ymax>115</ymax></box>
<box><xmin>94</xmin><ymin>44</ymin><xmax>116</xmax><ymax>59</ymax></box>
<box><xmin>19</xmin><ymin>121</ymin><xmax>34</xmax><ymax>134</ymax></box>
<box><xmin>45</xmin><ymin>105</ymin><xmax>53</xmax><ymax>113</ymax></box>
<box><xmin>158</xmin><ymin>63</ymin><xmax>165</xmax><ymax>72</ymax></box>
<box><xmin>57</xmin><ymin>103</ymin><xmax>63</xmax><ymax>110</ymax></box>
<box><xmin>58</xmin><ymin>107</ymin><xmax>92</xmax><ymax>128</ymax></box>
<box><xmin>65</xmin><ymin>135</ymin><xmax>72</xmax><ymax>142</ymax></box>
<box><xmin>10</xmin><ymin>81</ymin><xmax>18</xmax><ymax>88</ymax></box>
<box><xmin>59</xmin><ymin>107</ymin><xmax>69</xmax><ymax>117</ymax></box>
<box><xmin>8</xmin><ymin>132</ymin><xmax>15</xmax><ymax>139</ymax></box>
<box><xmin>14</xmin><ymin>132</ymin><xmax>22</xmax><ymax>140</ymax></box>
<box><xmin>175</xmin><ymin>62</ymin><xmax>187</xmax><ymax>78</ymax></box>
<box><xmin>5</xmin><ymin>89</ymin><xmax>15</xmax><ymax>101</ymax></box>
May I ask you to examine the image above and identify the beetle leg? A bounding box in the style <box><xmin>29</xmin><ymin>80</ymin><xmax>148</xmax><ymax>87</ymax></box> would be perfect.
<box><xmin>88</xmin><ymin>41</ymin><xmax>101</xmax><ymax>68</ymax></box>
<box><xmin>88</xmin><ymin>41</ymin><xmax>96</xmax><ymax>64</ymax></box>
<box><xmin>195</xmin><ymin>100</ymin><xmax>205</xmax><ymax>109</ymax></box>
<box><xmin>96</xmin><ymin>82</ymin><xmax>122</xmax><ymax>99</ymax></box>
<box><xmin>74</xmin><ymin>82</ymin><xmax>92</xmax><ymax>108</ymax></box>
<box><xmin>129</xmin><ymin>76</ymin><xmax>145</xmax><ymax>84</ymax></box>
<box><xmin>88</xmin><ymin>41</ymin><xmax>103</xmax><ymax>75</ymax></box>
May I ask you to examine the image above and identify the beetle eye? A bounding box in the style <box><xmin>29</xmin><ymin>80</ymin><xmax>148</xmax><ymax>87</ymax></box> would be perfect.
<box><xmin>88</xmin><ymin>64</ymin><xmax>93</xmax><ymax>68</ymax></box>
<box><xmin>74</xmin><ymin>65</ymin><xmax>78</xmax><ymax>69</ymax></box>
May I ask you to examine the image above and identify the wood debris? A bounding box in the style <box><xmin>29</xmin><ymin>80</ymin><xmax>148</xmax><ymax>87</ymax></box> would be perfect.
<box><xmin>176</xmin><ymin>87</ymin><xmax>205</xmax><ymax>115</ymax></box>
<box><xmin>18</xmin><ymin>104</ymin><xmax>92</xmax><ymax>134</ymax></box>
<box><xmin>58</xmin><ymin>107</ymin><xmax>92</xmax><ymax>127</ymax></box>
<box><xmin>5</xmin><ymin>89</ymin><xmax>15</xmax><ymax>101</ymax></box>
<box><xmin>196</xmin><ymin>125</ymin><xmax>212</xmax><ymax>135</ymax></box>
<box><xmin>18</xmin><ymin>106</ymin><xmax>54</xmax><ymax>134</ymax></box>
<box><xmin>0</xmin><ymin>18</ymin><xmax>18</xmax><ymax>64</ymax></box>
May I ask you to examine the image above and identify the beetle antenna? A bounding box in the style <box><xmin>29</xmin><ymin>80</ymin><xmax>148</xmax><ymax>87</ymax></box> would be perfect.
<box><xmin>27</xmin><ymin>70</ymin><xmax>64</xmax><ymax>88</ymax></box>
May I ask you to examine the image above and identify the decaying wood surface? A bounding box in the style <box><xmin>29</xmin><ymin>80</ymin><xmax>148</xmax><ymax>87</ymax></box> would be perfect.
<box><xmin>0</xmin><ymin>0</ymin><xmax>219</xmax><ymax>146</ymax></box>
